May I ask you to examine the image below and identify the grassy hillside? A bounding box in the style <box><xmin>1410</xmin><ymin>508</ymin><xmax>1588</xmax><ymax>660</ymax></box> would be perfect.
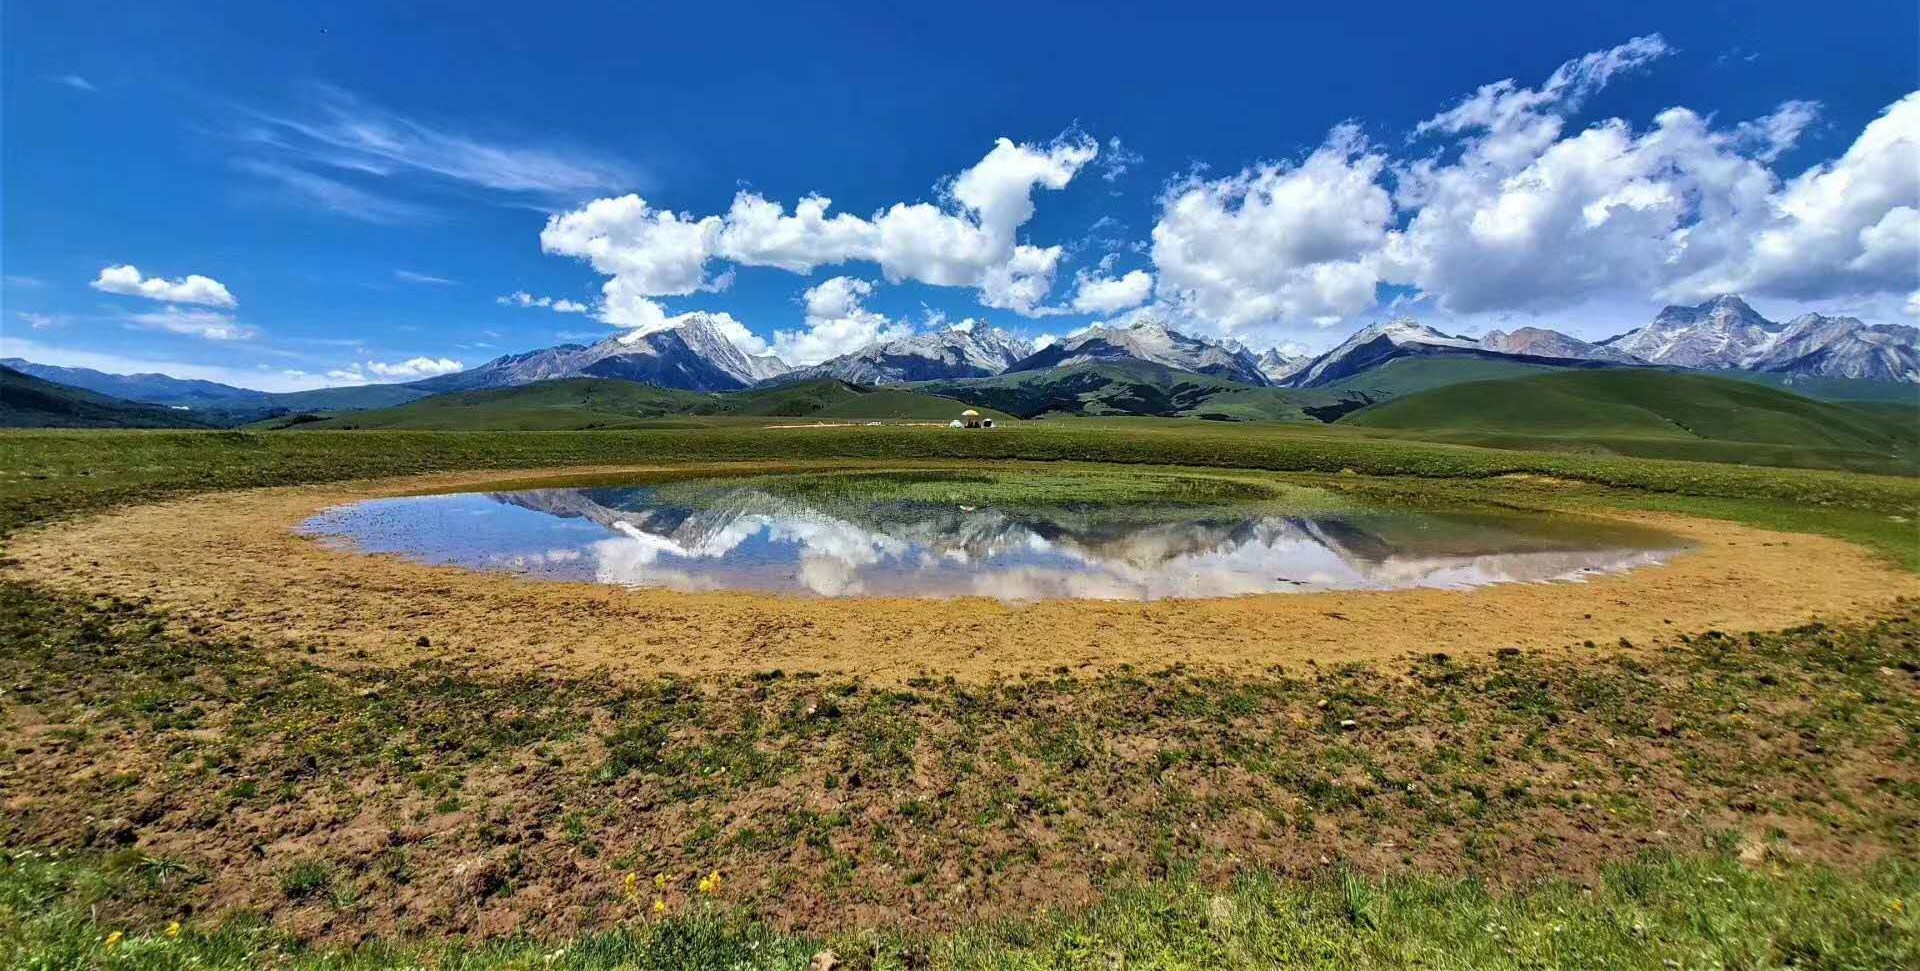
<box><xmin>1344</xmin><ymin>369</ymin><xmax>1919</xmax><ymax>474</ymax></box>
<box><xmin>919</xmin><ymin>360</ymin><xmax>1357</xmax><ymax>420</ymax></box>
<box><xmin>0</xmin><ymin>366</ymin><xmax>212</xmax><ymax>429</ymax></box>
<box><xmin>808</xmin><ymin>388</ymin><xmax>1014</xmax><ymax>420</ymax></box>
<box><xmin>295</xmin><ymin>377</ymin><xmax>997</xmax><ymax>429</ymax></box>
<box><xmin>1707</xmin><ymin>368</ymin><xmax>1920</xmax><ymax>404</ymax></box>
<box><xmin>1314</xmin><ymin>355</ymin><xmax>1572</xmax><ymax>396</ymax></box>
<box><xmin>300</xmin><ymin>378</ymin><xmax>714</xmax><ymax>430</ymax></box>
<box><xmin>919</xmin><ymin>358</ymin><xmax>1565</xmax><ymax>422</ymax></box>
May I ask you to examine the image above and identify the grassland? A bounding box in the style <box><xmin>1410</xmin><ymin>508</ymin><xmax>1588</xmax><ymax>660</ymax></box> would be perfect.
<box><xmin>1343</xmin><ymin>370</ymin><xmax>1920</xmax><ymax>475</ymax></box>
<box><xmin>290</xmin><ymin>378</ymin><xmax>1009</xmax><ymax>430</ymax></box>
<box><xmin>2</xmin><ymin>425</ymin><xmax>1917</xmax><ymax>968</ymax></box>
<box><xmin>1314</xmin><ymin>355</ymin><xmax>1570</xmax><ymax>397</ymax></box>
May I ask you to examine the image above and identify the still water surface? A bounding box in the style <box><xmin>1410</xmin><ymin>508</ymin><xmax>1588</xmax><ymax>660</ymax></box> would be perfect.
<box><xmin>300</xmin><ymin>478</ymin><xmax>1684</xmax><ymax>602</ymax></box>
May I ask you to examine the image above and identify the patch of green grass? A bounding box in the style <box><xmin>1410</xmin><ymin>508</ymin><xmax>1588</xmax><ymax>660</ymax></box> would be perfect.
<box><xmin>279</xmin><ymin>860</ymin><xmax>333</xmax><ymax>901</ymax></box>
<box><xmin>648</xmin><ymin>467</ymin><xmax>1319</xmax><ymax>512</ymax></box>
<box><xmin>4</xmin><ymin>847</ymin><xmax>1913</xmax><ymax>970</ymax></box>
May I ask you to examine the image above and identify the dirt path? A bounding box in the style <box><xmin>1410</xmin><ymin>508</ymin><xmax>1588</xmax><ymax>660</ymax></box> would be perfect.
<box><xmin>11</xmin><ymin>461</ymin><xmax>1916</xmax><ymax>682</ymax></box>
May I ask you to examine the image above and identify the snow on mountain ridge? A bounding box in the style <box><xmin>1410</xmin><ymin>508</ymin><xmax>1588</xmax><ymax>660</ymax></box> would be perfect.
<box><xmin>1009</xmin><ymin>319</ymin><xmax>1272</xmax><ymax>385</ymax></box>
<box><xmin>777</xmin><ymin>324</ymin><xmax>1034</xmax><ymax>385</ymax></box>
<box><xmin>1601</xmin><ymin>296</ymin><xmax>1918</xmax><ymax>382</ymax></box>
<box><xmin>1603</xmin><ymin>295</ymin><xmax>1780</xmax><ymax>368</ymax></box>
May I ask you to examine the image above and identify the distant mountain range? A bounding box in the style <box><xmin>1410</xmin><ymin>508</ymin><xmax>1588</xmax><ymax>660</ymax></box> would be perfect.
<box><xmin>0</xmin><ymin>358</ymin><xmax>429</xmax><ymax>420</ymax></box>
<box><xmin>1601</xmin><ymin>294</ymin><xmax>1919</xmax><ymax>383</ymax></box>
<box><xmin>779</xmin><ymin>324</ymin><xmax>1032</xmax><ymax>385</ymax></box>
<box><xmin>6</xmin><ymin>293</ymin><xmax>1914</xmax><ymax>431</ymax></box>
<box><xmin>413</xmin><ymin>313</ymin><xmax>790</xmax><ymax>394</ymax></box>
<box><xmin>1005</xmin><ymin>320</ymin><xmax>1271</xmax><ymax>386</ymax></box>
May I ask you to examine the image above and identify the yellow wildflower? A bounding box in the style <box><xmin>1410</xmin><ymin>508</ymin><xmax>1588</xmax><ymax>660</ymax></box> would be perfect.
<box><xmin>165</xmin><ymin>921</ymin><xmax>182</xmax><ymax>939</ymax></box>
<box><xmin>104</xmin><ymin>931</ymin><xmax>124</xmax><ymax>949</ymax></box>
<box><xmin>652</xmin><ymin>897</ymin><xmax>668</xmax><ymax>916</ymax></box>
<box><xmin>653</xmin><ymin>872</ymin><xmax>670</xmax><ymax>891</ymax></box>
<box><xmin>622</xmin><ymin>872</ymin><xmax>639</xmax><ymax>895</ymax></box>
<box><xmin>697</xmin><ymin>871</ymin><xmax>722</xmax><ymax>894</ymax></box>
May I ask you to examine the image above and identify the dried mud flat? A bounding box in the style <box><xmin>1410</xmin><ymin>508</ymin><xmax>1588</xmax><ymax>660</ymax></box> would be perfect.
<box><xmin>9</xmin><ymin>461</ymin><xmax>1917</xmax><ymax>682</ymax></box>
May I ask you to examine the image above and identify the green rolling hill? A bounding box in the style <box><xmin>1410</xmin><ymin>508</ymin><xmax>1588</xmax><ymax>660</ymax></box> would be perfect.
<box><xmin>1312</xmin><ymin>355</ymin><xmax>1573</xmax><ymax>397</ymax></box>
<box><xmin>292</xmin><ymin>378</ymin><xmax>1006</xmax><ymax>430</ymax></box>
<box><xmin>1341</xmin><ymin>369</ymin><xmax>1920</xmax><ymax>474</ymax></box>
<box><xmin>0</xmin><ymin>365</ymin><xmax>214</xmax><ymax>429</ymax></box>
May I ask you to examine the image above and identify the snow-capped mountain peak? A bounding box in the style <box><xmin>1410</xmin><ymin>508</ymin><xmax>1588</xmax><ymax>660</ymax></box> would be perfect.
<box><xmin>1742</xmin><ymin>313</ymin><xmax>1920</xmax><ymax>383</ymax></box>
<box><xmin>777</xmin><ymin>324</ymin><xmax>1034</xmax><ymax>385</ymax></box>
<box><xmin>1256</xmin><ymin>347</ymin><xmax>1310</xmax><ymax>383</ymax></box>
<box><xmin>1282</xmin><ymin>317</ymin><xmax>1477</xmax><ymax>387</ymax></box>
<box><xmin>1007</xmin><ymin>318</ymin><xmax>1271</xmax><ymax>385</ymax></box>
<box><xmin>661</xmin><ymin>313</ymin><xmax>792</xmax><ymax>384</ymax></box>
<box><xmin>1602</xmin><ymin>294</ymin><xmax>1781</xmax><ymax>368</ymax></box>
<box><xmin>409</xmin><ymin>315</ymin><xmax>789</xmax><ymax>394</ymax></box>
<box><xmin>1598</xmin><ymin>295</ymin><xmax>1918</xmax><ymax>382</ymax></box>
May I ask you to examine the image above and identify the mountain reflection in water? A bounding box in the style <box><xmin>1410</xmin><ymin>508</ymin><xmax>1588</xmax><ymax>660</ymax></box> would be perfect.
<box><xmin>301</xmin><ymin>485</ymin><xmax>1683</xmax><ymax>602</ymax></box>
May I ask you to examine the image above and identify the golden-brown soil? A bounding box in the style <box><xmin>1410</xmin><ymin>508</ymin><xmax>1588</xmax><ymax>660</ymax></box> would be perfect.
<box><xmin>10</xmin><ymin>461</ymin><xmax>1915</xmax><ymax>682</ymax></box>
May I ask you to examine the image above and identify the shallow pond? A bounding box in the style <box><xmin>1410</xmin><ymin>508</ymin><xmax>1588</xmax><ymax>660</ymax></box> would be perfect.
<box><xmin>299</xmin><ymin>471</ymin><xmax>1685</xmax><ymax>602</ymax></box>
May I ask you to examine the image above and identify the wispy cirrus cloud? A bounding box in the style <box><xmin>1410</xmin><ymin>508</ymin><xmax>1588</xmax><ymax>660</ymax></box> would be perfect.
<box><xmin>394</xmin><ymin>269</ymin><xmax>457</xmax><ymax>285</ymax></box>
<box><xmin>125</xmin><ymin>306</ymin><xmax>257</xmax><ymax>341</ymax></box>
<box><xmin>239</xmin><ymin>84</ymin><xmax>639</xmax><ymax>202</ymax></box>
<box><xmin>234</xmin><ymin>158</ymin><xmax>432</xmax><ymax>224</ymax></box>
<box><xmin>47</xmin><ymin>74</ymin><xmax>96</xmax><ymax>92</ymax></box>
<box><xmin>18</xmin><ymin>312</ymin><xmax>66</xmax><ymax>330</ymax></box>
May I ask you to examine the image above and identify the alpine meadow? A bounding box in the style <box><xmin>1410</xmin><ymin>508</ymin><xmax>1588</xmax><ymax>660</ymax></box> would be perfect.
<box><xmin>4</xmin><ymin>3</ymin><xmax>1919</xmax><ymax>969</ymax></box>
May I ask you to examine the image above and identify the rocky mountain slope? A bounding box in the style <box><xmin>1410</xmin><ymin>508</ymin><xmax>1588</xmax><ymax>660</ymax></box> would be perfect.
<box><xmin>412</xmin><ymin>314</ymin><xmax>791</xmax><ymax>394</ymax></box>
<box><xmin>779</xmin><ymin>324</ymin><xmax>1032</xmax><ymax>385</ymax></box>
<box><xmin>1280</xmin><ymin>319</ymin><xmax>1484</xmax><ymax>388</ymax></box>
<box><xmin>1007</xmin><ymin>320</ymin><xmax>1271</xmax><ymax>386</ymax></box>
<box><xmin>1601</xmin><ymin>295</ymin><xmax>1780</xmax><ymax>368</ymax></box>
<box><xmin>1256</xmin><ymin>348</ymin><xmax>1311</xmax><ymax>384</ymax></box>
<box><xmin>1599</xmin><ymin>295</ymin><xmax>1919</xmax><ymax>383</ymax></box>
<box><xmin>1479</xmin><ymin>327</ymin><xmax>1645</xmax><ymax>365</ymax></box>
<box><xmin>1740</xmin><ymin>313</ymin><xmax>1920</xmax><ymax>383</ymax></box>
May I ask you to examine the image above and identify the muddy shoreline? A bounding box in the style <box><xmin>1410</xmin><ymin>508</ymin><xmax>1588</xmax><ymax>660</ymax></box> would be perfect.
<box><xmin>11</xmin><ymin>460</ymin><xmax>1916</xmax><ymax>682</ymax></box>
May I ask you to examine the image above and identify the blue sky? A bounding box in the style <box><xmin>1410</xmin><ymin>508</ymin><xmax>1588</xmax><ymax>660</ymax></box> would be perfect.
<box><xmin>4</xmin><ymin>0</ymin><xmax>1916</xmax><ymax>390</ymax></box>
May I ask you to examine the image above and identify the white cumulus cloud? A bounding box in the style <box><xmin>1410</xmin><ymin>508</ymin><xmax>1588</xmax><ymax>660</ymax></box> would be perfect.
<box><xmin>497</xmin><ymin>291</ymin><xmax>591</xmax><ymax>313</ymax></box>
<box><xmin>91</xmin><ymin>265</ymin><xmax>237</xmax><ymax>308</ymax></box>
<box><xmin>1070</xmin><ymin>267</ymin><xmax>1154</xmax><ymax>313</ymax></box>
<box><xmin>771</xmin><ymin>276</ymin><xmax>913</xmax><ymax>365</ymax></box>
<box><xmin>366</xmin><ymin>357</ymin><xmax>464</xmax><ymax>378</ymax></box>
<box><xmin>1142</xmin><ymin>33</ymin><xmax>1920</xmax><ymax>341</ymax></box>
<box><xmin>1152</xmin><ymin>124</ymin><xmax>1392</xmax><ymax>330</ymax></box>
<box><xmin>328</xmin><ymin>357</ymin><xmax>466</xmax><ymax>383</ymax></box>
<box><xmin>540</xmin><ymin>133</ymin><xmax>1103</xmax><ymax>325</ymax></box>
